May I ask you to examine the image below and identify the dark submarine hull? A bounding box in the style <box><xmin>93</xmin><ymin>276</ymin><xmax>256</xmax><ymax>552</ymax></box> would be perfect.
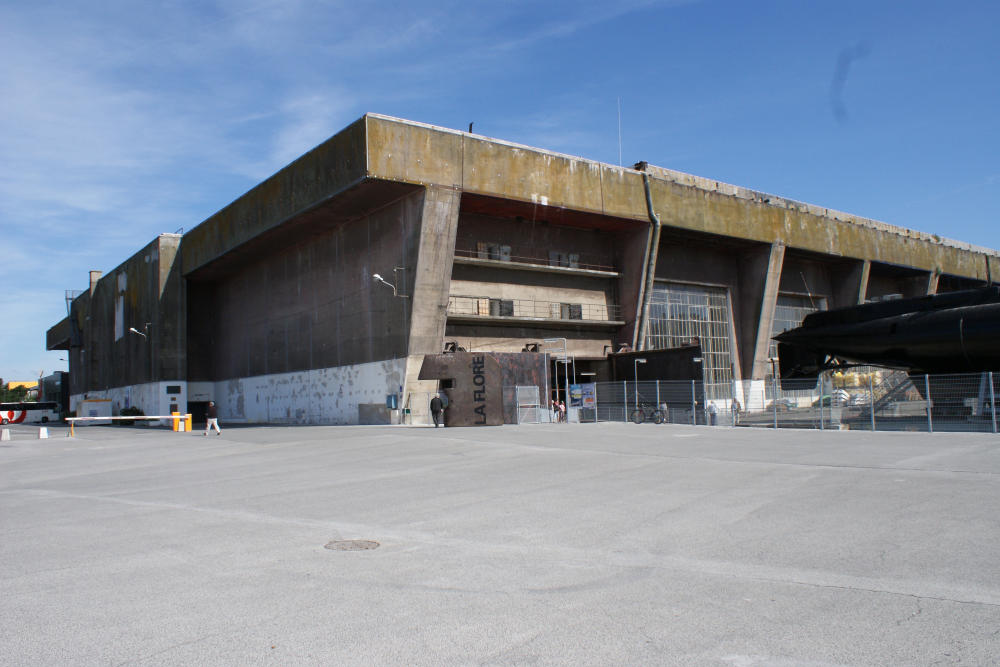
<box><xmin>774</xmin><ymin>286</ymin><xmax>1000</xmax><ymax>389</ymax></box>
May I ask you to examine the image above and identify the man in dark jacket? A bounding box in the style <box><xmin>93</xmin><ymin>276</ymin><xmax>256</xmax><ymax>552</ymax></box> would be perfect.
<box><xmin>430</xmin><ymin>394</ymin><xmax>444</xmax><ymax>428</ymax></box>
<box><xmin>204</xmin><ymin>401</ymin><xmax>221</xmax><ymax>435</ymax></box>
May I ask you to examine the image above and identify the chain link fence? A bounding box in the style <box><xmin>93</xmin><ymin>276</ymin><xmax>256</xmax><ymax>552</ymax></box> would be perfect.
<box><xmin>408</xmin><ymin>370</ymin><xmax>1000</xmax><ymax>433</ymax></box>
<box><xmin>591</xmin><ymin>380</ymin><xmax>737</xmax><ymax>427</ymax></box>
<box><xmin>498</xmin><ymin>372</ymin><xmax>1000</xmax><ymax>433</ymax></box>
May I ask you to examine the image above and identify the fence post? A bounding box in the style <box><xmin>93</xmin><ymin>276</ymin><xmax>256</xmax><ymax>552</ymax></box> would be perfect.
<box><xmin>990</xmin><ymin>372</ymin><xmax>997</xmax><ymax>434</ymax></box>
<box><xmin>656</xmin><ymin>380</ymin><xmax>660</xmax><ymax>410</ymax></box>
<box><xmin>924</xmin><ymin>374</ymin><xmax>933</xmax><ymax>433</ymax></box>
<box><xmin>819</xmin><ymin>373</ymin><xmax>825</xmax><ymax>431</ymax></box>
<box><xmin>691</xmin><ymin>380</ymin><xmax>696</xmax><ymax>426</ymax></box>
<box><xmin>868</xmin><ymin>373</ymin><xmax>876</xmax><ymax>431</ymax></box>
<box><xmin>772</xmin><ymin>374</ymin><xmax>778</xmax><ymax>429</ymax></box>
<box><xmin>623</xmin><ymin>380</ymin><xmax>628</xmax><ymax>423</ymax></box>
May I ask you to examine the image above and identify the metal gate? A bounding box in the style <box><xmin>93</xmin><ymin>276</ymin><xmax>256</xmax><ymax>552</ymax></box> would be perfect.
<box><xmin>515</xmin><ymin>385</ymin><xmax>544</xmax><ymax>424</ymax></box>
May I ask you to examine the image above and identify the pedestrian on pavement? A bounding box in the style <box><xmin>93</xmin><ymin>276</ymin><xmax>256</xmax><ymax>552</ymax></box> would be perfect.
<box><xmin>430</xmin><ymin>394</ymin><xmax>444</xmax><ymax>427</ymax></box>
<box><xmin>204</xmin><ymin>401</ymin><xmax>221</xmax><ymax>435</ymax></box>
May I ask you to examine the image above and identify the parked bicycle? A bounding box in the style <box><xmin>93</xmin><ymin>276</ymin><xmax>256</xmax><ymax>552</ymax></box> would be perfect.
<box><xmin>630</xmin><ymin>403</ymin><xmax>665</xmax><ymax>424</ymax></box>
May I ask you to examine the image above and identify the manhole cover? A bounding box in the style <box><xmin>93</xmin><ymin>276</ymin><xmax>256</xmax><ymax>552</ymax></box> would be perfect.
<box><xmin>324</xmin><ymin>539</ymin><xmax>380</xmax><ymax>551</ymax></box>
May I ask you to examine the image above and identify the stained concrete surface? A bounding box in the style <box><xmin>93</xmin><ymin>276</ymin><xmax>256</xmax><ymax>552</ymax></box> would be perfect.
<box><xmin>1</xmin><ymin>422</ymin><xmax>998</xmax><ymax>666</ymax></box>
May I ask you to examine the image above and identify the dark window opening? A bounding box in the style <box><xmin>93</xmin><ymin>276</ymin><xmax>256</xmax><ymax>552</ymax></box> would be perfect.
<box><xmin>490</xmin><ymin>298</ymin><xmax>514</xmax><ymax>316</ymax></box>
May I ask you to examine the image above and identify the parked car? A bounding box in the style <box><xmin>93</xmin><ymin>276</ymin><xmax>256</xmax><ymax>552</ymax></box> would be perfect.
<box><xmin>768</xmin><ymin>398</ymin><xmax>797</xmax><ymax>411</ymax></box>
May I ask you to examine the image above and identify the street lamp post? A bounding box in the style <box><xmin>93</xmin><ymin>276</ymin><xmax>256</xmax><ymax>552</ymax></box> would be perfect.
<box><xmin>543</xmin><ymin>338</ymin><xmax>569</xmax><ymax>410</ymax></box>
<box><xmin>129</xmin><ymin>323</ymin><xmax>152</xmax><ymax>380</ymax></box>
<box><xmin>634</xmin><ymin>358</ymin><xmax>647</xmax><ymax>409</ymax></box>
<box><xmin>372</xmin><ymin>269</ymin><xmax>409</xmax><ymax>298</ymax></box>
<box><xmin>373</xmin><ymin>268</ymin><xmax>410</xmax><ymax>363</ymax></box>
<box><xmin>768</xmin><ymin>357</ymin><xmax>779</xmax><ymax>430</ymax></box>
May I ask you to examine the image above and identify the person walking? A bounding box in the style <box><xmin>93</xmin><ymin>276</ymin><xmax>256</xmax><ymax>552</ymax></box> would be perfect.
<box><xmin>204</xmin><ymin>401</ymin><xmax>221</xmax><ymax>435</ymax></box>
<box><xmin>430</xmin><ymin>394</ymin><xmax>444</xmax><ymax>427</ymax></box>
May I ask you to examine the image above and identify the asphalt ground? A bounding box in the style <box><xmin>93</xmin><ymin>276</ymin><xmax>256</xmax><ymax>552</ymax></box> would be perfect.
<box><xmin>1</xmin><ymin>421</ymin><xmax>998</xmax><ymax>666</ymax></box>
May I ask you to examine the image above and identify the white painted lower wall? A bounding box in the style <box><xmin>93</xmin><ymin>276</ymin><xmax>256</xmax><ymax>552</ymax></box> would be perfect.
<box><xmin>69</xmin><ymin>358</ymin><xmax>410</xmax><ymax>426</ymax></box>
<box><xmin>214</xmin><ymin>358</ymin><xmax>407</xmax><ymax>425</ymax></box>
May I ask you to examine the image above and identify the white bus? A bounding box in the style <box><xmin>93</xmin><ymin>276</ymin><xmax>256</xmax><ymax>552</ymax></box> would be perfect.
<box><xmin>1</xmin><ymin>401</ymin><xmax>60</xmax><ymax>425</ymax></box>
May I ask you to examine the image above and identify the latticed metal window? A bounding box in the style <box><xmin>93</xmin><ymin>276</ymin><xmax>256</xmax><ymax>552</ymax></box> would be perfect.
<box><xmin>645</xmin><ymin>283</ymin><xmax>734</xmax><ymax>397</ymax></box>
<box><xmin>767</xmin><ymin>294</ymin><xmax>827</xmax><ymax>372</ymax></box>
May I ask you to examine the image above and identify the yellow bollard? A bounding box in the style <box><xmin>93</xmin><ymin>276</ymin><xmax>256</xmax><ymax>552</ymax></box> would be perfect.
<box><xmin>185</xmin><ymin>414</ymin><xmax>193</xmax><ymax>432</ymax></box>
<box><xmin>171</xmin><ymin>411</ymin><xmax>180</xmax><ymax>432</ymax></box>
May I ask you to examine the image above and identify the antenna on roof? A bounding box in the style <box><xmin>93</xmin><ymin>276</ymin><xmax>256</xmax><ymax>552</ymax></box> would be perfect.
<box><xmin>468</xmin><ymin>122</ymin><xmax>473</xmax><ymax>133</ymax></box>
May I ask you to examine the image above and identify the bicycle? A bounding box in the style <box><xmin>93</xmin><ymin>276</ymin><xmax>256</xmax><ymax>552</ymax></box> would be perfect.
<box><xmin>630</xmin><ymin>403</ymin><xmax>665</xmax><ymax>424</ymax></box>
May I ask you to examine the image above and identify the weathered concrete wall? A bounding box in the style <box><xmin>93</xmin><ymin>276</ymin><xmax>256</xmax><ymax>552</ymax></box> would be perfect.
<box><xmin>61</xmin><ymin>235</ymin><xmax>182</xmax><ymax>416</ymax></box>
<box><xmin>158</xmin><ymin>237</ymin><xmax>185</xmax><ymax>381</ymax></box>
<box><xmin>194</xmin><ymin>191</ymin><xmax>425</xmax><ymax>382</ymax></box>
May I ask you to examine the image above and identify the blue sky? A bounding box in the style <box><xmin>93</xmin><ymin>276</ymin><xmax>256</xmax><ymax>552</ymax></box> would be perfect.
<box><xmin>2</xmin><ymin>0</ymin><xmax>998</xmax><ymax>382</ymax></box>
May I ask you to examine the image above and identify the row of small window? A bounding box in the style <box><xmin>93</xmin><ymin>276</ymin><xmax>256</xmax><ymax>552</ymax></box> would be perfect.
<box><xmin>476</xmin><ymin>298</ymin><xmax>584</xmax><ymax>320</ymax></box>
<box><xmin>476</xmin><ymin>243</ymin><xmax>581</xmax><ymax>269</ymax></box>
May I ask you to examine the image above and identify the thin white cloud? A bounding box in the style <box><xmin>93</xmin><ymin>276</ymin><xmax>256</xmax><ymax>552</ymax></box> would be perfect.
<box><xmin>268</xmin><ymin>89</ymin><xmax>359</xmax><ymax>170</ymax></box>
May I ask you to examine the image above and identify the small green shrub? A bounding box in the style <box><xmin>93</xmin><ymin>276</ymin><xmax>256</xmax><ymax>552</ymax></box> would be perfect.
<box><xmin>119</xmin><ymin>406</ymin><xmax>144</xmax><ymax>425</ymax></box>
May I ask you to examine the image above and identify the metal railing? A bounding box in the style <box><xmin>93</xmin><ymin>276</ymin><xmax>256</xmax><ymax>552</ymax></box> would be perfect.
<box><xmin>447</xmin><ymin>296</ymin><xmax>621</xmax><ymax>322</ymax></box>
<box><xmin>453</xmin><ymin>246</ymin><xmax>616</xmax><ymax>273</ymax></box>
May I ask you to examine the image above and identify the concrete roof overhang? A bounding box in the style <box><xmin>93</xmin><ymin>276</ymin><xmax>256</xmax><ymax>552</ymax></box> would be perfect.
<box><xmin>184</xmin><ymin>178</ymin><xmax>420</xmax><ymax>282</ymax></box>
<box><xmin>179</xmin><ymin>113</ymin><xmax>1000</xmax><ymax>282</ymax></box>
<box><xmin>46</xmin><ymin>317</ymin><xmax>72</xmax><ymax>351</ymax></box>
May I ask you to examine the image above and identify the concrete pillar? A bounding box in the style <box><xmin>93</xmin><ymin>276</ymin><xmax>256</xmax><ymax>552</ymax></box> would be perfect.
<box><xmin>926</xmin><ymin>270</ymin><xmax>940</xmax><ymax>295</ymax></box>
<box><xmin>407</xmin><ymin>185</ymin><xmax>462</xmax><ymax>355</ymax></box>
<box><xmin>737</xmin><ymin>242</ymin><xmax>785</xmax><ymax>381</ymax></box>
<box><xmin>403</xmin><ymin>185</ymin><xmax>462</xmax><ymax>423</ymax></box>
<box><xmin>616</xmin><ymin>225</ymin><xmax>652</xmax><ymax>351</ymax></box>
<box><xmin>831</xmin><ymin>259</ymin><xmax>870</xmax><ymax>308</ymax></box>
<box><xmin>901</xmin><ymin>272</ymin><xmax>933</xmax><ymax>298</ymax></box>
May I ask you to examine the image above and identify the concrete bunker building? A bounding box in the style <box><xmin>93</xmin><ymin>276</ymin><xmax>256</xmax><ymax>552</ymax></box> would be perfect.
<box><xmin>47</xmin><ymin>114</ymin><xmax>1000</xmax><ymax>424</ymax></box>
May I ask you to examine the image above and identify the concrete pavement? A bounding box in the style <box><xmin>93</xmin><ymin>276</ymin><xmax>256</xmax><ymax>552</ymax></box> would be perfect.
<box><xmin>1</xmin><ymin>422</ymin><xmax>998</xmax><ymax>665</ymax></box>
